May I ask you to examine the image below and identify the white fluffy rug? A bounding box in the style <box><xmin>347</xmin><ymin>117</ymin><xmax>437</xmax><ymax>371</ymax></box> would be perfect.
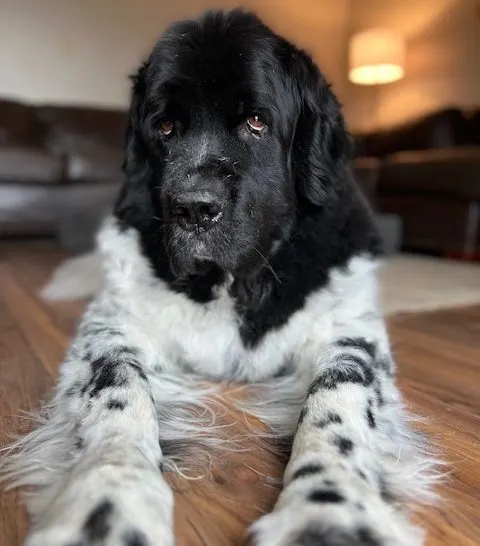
<box><xmin>41</xmin><ymin>252</ymin><xmax>480</xmax><ymax>316</ymax></box>
<box><xmin>378</xmin><ymin>254</ymin><xmax>480</xmax><ymax>315</ymax></box>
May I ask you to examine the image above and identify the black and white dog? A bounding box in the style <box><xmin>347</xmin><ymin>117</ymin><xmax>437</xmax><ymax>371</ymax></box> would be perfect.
<box><xmin>2</xmin><ymin>9</ymin><xmax>439</xmax><ymax>546</ymax></box>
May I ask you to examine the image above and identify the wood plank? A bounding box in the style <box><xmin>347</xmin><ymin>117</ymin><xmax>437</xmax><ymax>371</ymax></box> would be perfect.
<box><xmin>0</xmin><ymin>296</ymin><xmax>53</xmax><ymax>546</ymax></box>
<box><xmin>0</xmin><ymin>264</ymin><xmax>68</xmax><ymax>378</ymax></box>
<box><xmin>390</xmin><ymin>311</ymin><xmax>480</xmax><ymax>546</ymax></box>
<box><xmin>1</xmin><ymin>244</ymin><xmax>85</xmax><ymax>337</ymax></box>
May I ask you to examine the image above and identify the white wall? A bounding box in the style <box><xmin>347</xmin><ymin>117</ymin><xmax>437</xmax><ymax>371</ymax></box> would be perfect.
<box><xmin>0</xmin><ymin>0</ymin><xmax>218</xmax><ymax>107</ymax></box>
<box><xmin>345</xmin><ymin>0</ymin><xmax>480</xmax><ymax>132</ymax></box>
<box><xmin>0</xmin><ymin>0</ymin><xmax>350</xmax><ymax>108</ymax></box>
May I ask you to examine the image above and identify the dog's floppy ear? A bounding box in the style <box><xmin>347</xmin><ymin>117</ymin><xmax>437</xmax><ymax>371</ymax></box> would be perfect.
<box><xmin>114</xmin><ymin>62</ymin><xmax>155</xmax><ymax>228</ymax></box>
<box><xmin>291</xmin><ymin>50</ymin><xmax>352</xmax><ymax>207</ymax></box>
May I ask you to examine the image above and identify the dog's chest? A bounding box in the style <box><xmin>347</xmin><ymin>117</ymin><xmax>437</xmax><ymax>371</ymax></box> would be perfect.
<box><xmin>123</xmin><ymin>279</ymin><xmax>328</xmax><ymax>382</ymax></box>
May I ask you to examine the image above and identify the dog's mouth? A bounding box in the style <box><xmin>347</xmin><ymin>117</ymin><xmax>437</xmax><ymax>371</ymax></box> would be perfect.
<box><xmin>170</xmin><ymin>254</ymin><xmax>217</xmax><ymax>277</ymax></box>
<box><xmin>192</xmin><ymin>258</ymin><xmax>216</xmax><ymax>275</ymax></box>
<box><xmin>165</xmin><ymin>226</ymin><xmax>220</xmax><ymax>277</ymax></box>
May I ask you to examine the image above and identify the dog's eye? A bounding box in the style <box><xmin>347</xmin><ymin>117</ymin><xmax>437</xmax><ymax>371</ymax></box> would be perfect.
<box><xmin>246</xmin><ymin>115</ymin><xmax>266</xmax><ymax>134</ymax></box>
<box><xmin>159</xmin><ymin>120</ymin><xmax>174</xmax><ymax>136</ymax></box>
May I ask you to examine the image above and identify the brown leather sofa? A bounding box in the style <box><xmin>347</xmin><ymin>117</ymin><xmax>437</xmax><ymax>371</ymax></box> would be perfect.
<box><xmin>3</xmin><ymin>98</ymin><xmax>478</xmax><ymax>259</ymax></box>
<box><xmin>0</xmin><ymin>98</ymin><xmax>127</xmax><ymax>238</ymax></box>
<box><xmin>0</xmin><ymin>96</ymin><xmax>402</xmax><ymax>254</ymax></box>
<box><xmin>353</xmin><ymin>108</ymin><xmax>480</xmax><ymax>259</ymax></box>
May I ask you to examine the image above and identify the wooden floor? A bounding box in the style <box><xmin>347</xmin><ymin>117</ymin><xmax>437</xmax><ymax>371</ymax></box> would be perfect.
<box><xmin>0</xmin><ymin>243</ymin><xmax>479</xmax><ymax>546</ymax></box>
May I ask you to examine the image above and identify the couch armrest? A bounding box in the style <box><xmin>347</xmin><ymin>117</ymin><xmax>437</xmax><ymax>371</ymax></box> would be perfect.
<box><xmin>379</xmin><ymin>147</ymin><xmax>480</xmax><ymax>199</ymax></box>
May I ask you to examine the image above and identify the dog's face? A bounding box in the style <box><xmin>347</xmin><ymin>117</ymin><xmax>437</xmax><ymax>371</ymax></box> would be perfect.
<box><xmin>146</xmin><ymin>16</ymin><xmax>299</xmax><ymax>277</ymax></box>
<box><xmin>116</xmin><ymin>10</ymin><xmax>350</xmax><ymax>278</ymax></box>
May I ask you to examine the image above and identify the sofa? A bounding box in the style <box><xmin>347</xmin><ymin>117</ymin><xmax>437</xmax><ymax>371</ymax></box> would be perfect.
<box><xmin>0</xmin><ymin>98</ymin><xmax>127</xmax><ymax>248</ymax></box>
<box><xmin>2</xmin><ymin>96</ymin><xmax>402</xmax><ymax>255</ymax></box>
<box><xmin>5</xmin><ymin>97</ymin><xmax>477</xmax><ymax>259</ymax></box>
<box><xmin>352</xmin><ymin>107</ymin><xmax>480</xmax><ymax>260</ymax></box>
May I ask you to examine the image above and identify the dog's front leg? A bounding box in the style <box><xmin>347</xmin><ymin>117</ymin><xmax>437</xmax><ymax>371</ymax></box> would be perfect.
<box><xmin>5</xmin><ymin>297</ymin><xmax>174</xmax><ymax>546</ymax></box>
<box><xmin>252</xmin><ymin>305</ymin><xmax>438</xmax><ymax>546</ymax></box>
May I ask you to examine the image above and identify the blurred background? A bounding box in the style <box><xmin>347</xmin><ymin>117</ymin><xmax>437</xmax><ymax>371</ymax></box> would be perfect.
<box><xmin>0</xmin><ymin>0</ymin><xmax>479</xmax><ymax>280</ymax></box>
<box><xmin>1</xmin><ymin>6</ymin><xmax>479</xmax><ymax>544</ymax></box>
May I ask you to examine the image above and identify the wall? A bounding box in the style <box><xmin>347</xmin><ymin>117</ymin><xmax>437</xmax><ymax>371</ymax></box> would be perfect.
<box><xmin>4</xmin><ymin>0</ymin><xmax>477</xmax><ymax>132</ymax></box>
<box><xmin>0</xmin><ymin>0</ymin><xmax>350</xmax><ymax>108</ymax></box>
<box><xmin>0</xmin><ymin>0</ymin><xmax>223</xmax><ymax>108</ymax></box>
<box><xmin>345</xmin><ymin>0</ymin><xmax>480</xmax><ymax>132</ymax></box>
<box><xmin>242</xmin><ymin>0</ymin><xmax>351</xmax><ymax>104</ymax></box>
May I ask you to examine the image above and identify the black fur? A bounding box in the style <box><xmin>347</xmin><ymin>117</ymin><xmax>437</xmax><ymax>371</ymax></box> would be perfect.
<box><xmin>64</xmin><ymin>383</ymin><xmax>82</xmax><ymax>397</ymax></box>
<box><xmin>336</xmin><ymin>337</ymin><xmax>377</xmax><ymax>359</ymax></box>
<box><xmin>308</xmin><ymin>490</ymin><xmax>345</xmax><ymax>503</ymax></box>
<box><xmin>315</xmin><ymin>412</ymin><xmax>343</xmax><ymax>428</ymax></box>
<box><xmin>87</xmin><ymin>351</ymin><xmax>146</xmax><ymax>397</ymax></box>
<box><xmin>297</xmin><ymin>406</ymin><xmax>308</xmax><ymax>425</ymax></box>
<box><xmin>291</xmin><ymin>464</ymin><xmax>324</xmax><ymax>481</ymax></box>
<box><xmin>366</xmin><ymin>406</ymin><xmax>376</xmax><ymax>428</ymax></box>
<box><xmin>107</xmin><ymin>399</ymin><xmax>127</xmax><ymax>410</ymax></box>
<box><xmin>307</xmin><ymin>358</ymin><xmax>375</xmax><ymax>395</ymax></box>
<box><xmin>333</xmin><ymin>436</ymin><xmax>355</xmax><ymax>455</ymax></box>
<box><xmin>297</xmin><ymin>526</ymin><xmax>381</xmax><ymax>546</ymax></box>
<box><xmin>128</xmin><ymin>361</ymin><xmax>148</xmax><ymax>382</ymax></box>
<box><xmin>123</xmin><ymin>530</ymin><xmax>148</xmax><ymax>546</ymax></box>
<box><xmin>89</xmin><ymin>356</ymin><xmax>127</xmax><ymax>397</ymax></box>
<box><xmin>83</xmin><ymin>500</ymin><xmax>113</xmax><ymax>541</ymax></box>
<box><xmin>114</xmin><ymin>9</ymin><xmax>381</xmax><ymax>346</ymax></box>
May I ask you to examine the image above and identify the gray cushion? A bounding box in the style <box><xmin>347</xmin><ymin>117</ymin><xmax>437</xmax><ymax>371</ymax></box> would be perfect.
<box><xmin>0</xmin><ymin>146</ymin><xmax>63</xmax><ymax>184</ymax></box>
<box><xmin>65</xmin><ymin>143</ymin><xmax>123</xmax><ymax>182</ymax></box>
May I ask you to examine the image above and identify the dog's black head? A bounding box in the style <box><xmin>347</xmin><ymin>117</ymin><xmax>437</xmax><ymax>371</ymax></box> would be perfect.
<box><xmin>115</xmin><ymin>9</ymin><xmax>354</xmax><ymax>279</ymax></box>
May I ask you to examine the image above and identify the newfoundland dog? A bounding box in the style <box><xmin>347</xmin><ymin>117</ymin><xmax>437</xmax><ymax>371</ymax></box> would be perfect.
<box><xmin>2</xmin><ymin>9</ymin><xmax>438</xmax><ymax>546</ymax></box>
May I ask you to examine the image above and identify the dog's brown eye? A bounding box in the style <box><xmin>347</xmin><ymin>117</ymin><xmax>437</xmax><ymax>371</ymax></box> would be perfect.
<box><xmin>246</xmin><ymin>115</ymin><xmax>266</xmax><ymax>134</ymax></box>
<box><xmin>159</xmin><ymin>120</ymin><xmax>174</xmax><ymax>136</ymax></box>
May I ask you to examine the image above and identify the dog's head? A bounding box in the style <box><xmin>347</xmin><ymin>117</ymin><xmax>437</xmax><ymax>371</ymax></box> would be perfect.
<box><xmin>115</xmin><ymin>9</ymin><xmax>351</xmax><ymax>278</ymax></box>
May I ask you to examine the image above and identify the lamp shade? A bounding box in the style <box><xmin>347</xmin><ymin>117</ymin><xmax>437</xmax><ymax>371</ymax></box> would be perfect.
<box><xmin>349</xmin><ymin>28</ymin><xmax>405</xmax><ymax>85</ymax></box>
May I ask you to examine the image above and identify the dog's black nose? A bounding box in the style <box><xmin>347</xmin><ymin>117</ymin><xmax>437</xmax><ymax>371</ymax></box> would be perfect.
<box><xmin>171</xmin><ymin>191</ymin><xmax>224</xmax><ymax>230</ymax></box>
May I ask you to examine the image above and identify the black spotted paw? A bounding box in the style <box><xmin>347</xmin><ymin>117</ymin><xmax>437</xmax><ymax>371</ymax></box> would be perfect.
<box><xmin>250</xmin><ymin>496</ymin><xmax>424</xmax><ymax>546</ymax></box>
<box><xmin>25</xmin><ymin>464</ymin><xmax>174</xmax><ymax>546</ymax></box>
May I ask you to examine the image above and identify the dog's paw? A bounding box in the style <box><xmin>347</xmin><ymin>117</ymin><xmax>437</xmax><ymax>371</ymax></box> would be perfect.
<box><xmin>251</xmin><ymin>509</ymin><xmax>382</xmax><ymax>546</ymax></box>
<box><xmin>252</xmin><ymin>513</ymin><xmax>380</xmax><ymax>546</ymax></box>
<box><xmin>250</xmin><ymin>487</ymin><xmax>424</xmax><ymax>546</ymax></box>
<box><xmin>26</xmin><ymin>524</ymin><xmax>155</xmax><ymax>546</ymax></box>
<box><xmin>25</xmin><ymin>464</ymin><xmax>174</xmax><ymax>546</ymax></box>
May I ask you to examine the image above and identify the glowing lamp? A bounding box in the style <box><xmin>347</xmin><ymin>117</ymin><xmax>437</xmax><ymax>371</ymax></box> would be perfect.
<box><xmin>349</xmin><ymin>29</ymin><xmax>405</xmax><ymax>85</ymax></box>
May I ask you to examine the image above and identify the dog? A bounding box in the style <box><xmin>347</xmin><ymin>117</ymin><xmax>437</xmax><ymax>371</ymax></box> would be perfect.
<box><xmin>1</xmin><ymin>9</ymin><xmax>439</xmax><ymax>546</ymax></box>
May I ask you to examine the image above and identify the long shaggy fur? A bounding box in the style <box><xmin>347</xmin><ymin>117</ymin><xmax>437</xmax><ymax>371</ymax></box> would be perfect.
<box><xmin>1</xmin><ymin>9</ymin><xmax>442</xmax><ymax>546</ymax></box>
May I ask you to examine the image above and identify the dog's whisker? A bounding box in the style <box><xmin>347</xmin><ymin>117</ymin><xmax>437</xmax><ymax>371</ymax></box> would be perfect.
<box><xmin>253</xmin><ymin>247</ymin><xmax>281</xmax><ymax>284</ymax></box>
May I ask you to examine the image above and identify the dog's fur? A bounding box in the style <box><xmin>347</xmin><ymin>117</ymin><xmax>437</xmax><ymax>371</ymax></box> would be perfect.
<box><xmin>1</xmin><ymin>9</ymin><xmax>440</xmax><ymax>546</ymax></box>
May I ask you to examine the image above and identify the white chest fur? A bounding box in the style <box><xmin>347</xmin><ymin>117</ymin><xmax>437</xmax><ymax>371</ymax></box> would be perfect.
<box><xmin>98</xmin><ymin>218</ymin><xmax>378</xmax><ymax>382</ymax></box>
